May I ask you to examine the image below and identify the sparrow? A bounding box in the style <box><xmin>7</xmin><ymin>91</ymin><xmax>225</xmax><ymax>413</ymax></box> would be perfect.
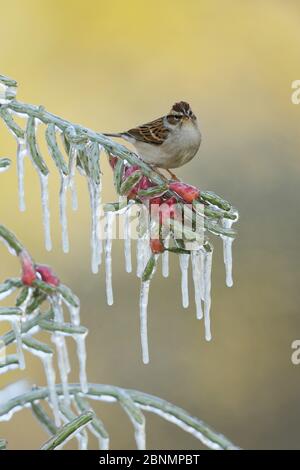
<box><xmin>104</xmin><ymin>101</ymin><xmax>201</xmax><ymax>179</ymax></box>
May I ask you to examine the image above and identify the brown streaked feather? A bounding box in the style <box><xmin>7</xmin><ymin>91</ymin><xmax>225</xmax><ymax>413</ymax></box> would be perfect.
<box><xmin>124</xmin><ymin>117</ymin><xmax>169</xmax><ymax>145</ymax></box>
<box><xmin>172</xmin><ymin>101</ymin><xmax>190</xmax><ymax>114</ymax></box>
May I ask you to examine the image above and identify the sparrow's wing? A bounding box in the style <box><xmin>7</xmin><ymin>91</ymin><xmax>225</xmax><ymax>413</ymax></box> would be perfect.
<box><xmin>124</xmin><ymin>117</ymin><xmax>169</xmax><ymax>145</ymax></box>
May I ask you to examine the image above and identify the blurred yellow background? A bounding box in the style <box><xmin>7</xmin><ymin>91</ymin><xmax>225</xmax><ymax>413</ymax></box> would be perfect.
<box><xmin>1</xmin><ymin>0</ymin><xmax>300</xmax><ymax>449</ymax></box>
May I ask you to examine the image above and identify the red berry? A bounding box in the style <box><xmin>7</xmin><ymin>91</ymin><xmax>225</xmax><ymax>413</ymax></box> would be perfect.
<box><xmin>169</xmin><ymin>182</ymin><xmax>200</xmax><ymax>203</ymax></box>
<box><xmin>35</xmin><ymin>264</ymin><xmax>60</xmax><ymax>287</ymax></box>
<box><xmin>20</xmin><ymin>250</ymin><xmax>36</xmax><ymax>286</ymax></box>
<box><xmin>150</xmin><ymin>238</ymin><xmax>164</xmax><ymax>253</ymax></box>
<box><xmin>109</xmin><ymin>155</ymin><xmax>118</xmax><ymax>169</ymax></box>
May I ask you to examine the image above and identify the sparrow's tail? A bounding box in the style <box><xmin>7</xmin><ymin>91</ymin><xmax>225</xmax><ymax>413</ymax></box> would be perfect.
<box><xmin>103</xmin><ymin>132</ymin><xmax>123</xmax><ymax>138</ymax></box>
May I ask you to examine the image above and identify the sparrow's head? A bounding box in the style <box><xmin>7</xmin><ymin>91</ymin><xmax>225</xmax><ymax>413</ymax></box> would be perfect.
<box><xmin>167</xmin><ymin>101</ymin><xmax>197</xmax><ymax>126</ymax></box>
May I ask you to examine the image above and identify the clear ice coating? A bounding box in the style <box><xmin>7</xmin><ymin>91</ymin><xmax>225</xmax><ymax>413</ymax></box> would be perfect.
<box><xmin>59</xmin><ymin>175</ymin><xmax>69</xmax><ymax>253</ymax></box>
<box><xmin>222</xmin><ymin>219</ymin><xmax>234</xmax><ymax>287</ymax></box>
<box><xmin>16</xmin><ymin>139</ymin><xmax>27</xmax><ymax>212</ymax></box>
<box><xmin>191</xmin><ymin>250</ymin><xmax>203</xmax><ymax>320</ymax></box>
<box><xmin>140</xmin><ymin>404</ymin><xmax>223</xmax><ymax>450</ymax></box>
<box><xmin>179</xmin><ymin>254</ymin><xmax>190</xmax><ymax>308</ymax></box>
<box><xmin>0</xmin><ymin>83</ymin><xmax>16</xmax><ymax>104</ymax></box>
<box><xmin>203</xmin><ymin>249</ymin><xmax>213</xmax><ymax>341</ymax></box>
<box><xmin>39</xmin><ymin>173</ymin><xmax>52</xmax><ymax>251</ymax></box>
<box><xmin>19</xmin><ymin>287</ymin><xmax>32</xmax><ymax>319</ymax></box>
<box><xmin>0</xmin><ymin>287</ymin><xmax>15</xmax><ymax>301</ymax></box>
<box><xmin>139</xmin><ymin>280</ymin><xmax>150</xmax><ymax>365</ymax></box>
<box><xmin>0</xmin><ymin>380</ymin><xmax>30</xmax><ymax>406</ymax></box>
<box><xmin>0</xmin><ymin>83</ymin><xmax>8</xmax><ymax>104</ymax></box>
<box><xmin>104</xmin><ymin>212</ymin><xmax>114</xmax><ymax>306</ymax></box>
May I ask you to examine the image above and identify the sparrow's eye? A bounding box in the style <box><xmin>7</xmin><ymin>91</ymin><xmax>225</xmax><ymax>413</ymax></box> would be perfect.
<box><xmin>174</xmin><ymin>115</ymin><xmax>181</xmax><ymax>120</ymax></box>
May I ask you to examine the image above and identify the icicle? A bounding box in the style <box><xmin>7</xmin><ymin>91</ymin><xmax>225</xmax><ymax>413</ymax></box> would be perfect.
<box><xmin>51</xmin><ymin>296</ymin><xmax>71</xmax><ymax>403</ymax></box>
<box><xmin>139</xmin><ymin>280</ymin><xmax>150</xmax><ymax>364</ymax></box>
<box><xmin>39</xmin><ymin>173</ymin><xmax>52</xmax><ymax>251</ymax></box>
<box><xmin>162</xmin><ymin>237</ymin><xmax>169</xmax><ymax>278</ymax></box>
<box><xmin>59</xmin><ymin>174</ymin><xmax>69</xmax><ymax>253</ymax></box>
<box><xmin>124</xmin><ymin>206</ymin><xmax>132</xmax><ymax>273</ymax></box>
<box><xmin>191</xmin><ymin>251</ymin><xmax>203</xmax><ymax>320</ymax></box>
<box><xmin>42</xmin><ymin>354</ymin><xmax>60</xmax><ymax>426</ymax></box>
<box><xmin>71</xmin><ymin>184</ymin><xmax>78</xmax><ymax>211</ymax></box>
<box><xmin>51</xmin><ymin>294</ymin><xmax>71</xmax><ymax>374</ymax></box>
<box><xmin>11</xmin><ymin>320</ymin><xmax>25</xmax><ymax>370</ymax></box>
<box><xmin>136</xmin><ymin>237</ymin><xmax>144</xmax><ymax>278</ymax></box>
<box><xmin>119</xmin><ymin>391</ymin><xmax>146</xmax><ymax>449</ymax></box>
<box><xmin>203</xmin><ymin>249</ymin><xmax>213</xmax><ymax>341</ymax></box>
<box><xmin>77</xmin><ymin>429</ymin><xmax>88</xmax><ymax>450</ymax></box>
<box><xmin>222</xmin><ymin>219</ymin><xmax>234</xmax><ymax>287</ymax></box>
<box><xmin>88</xmin><ymin>179</ymin><xmax>102</xmax><ymax>273</ymax></box>
<box><xmin>66</xmin><ymin>302</ymin><xmax>80</xmax><ymax>326</ymax></box>
<box><xmin>89</xmin><ymin>180</ymin><xmax>97</xmax><ymax>274</ymax></box>
<box><xmin>52</xmin><ymin>334</ymin><xmax>70</xmax><ymax>405</ymax></box>
<box><xmin>143</xmin><ymin>239</ymin><xmax>151</xmax><ymax>273</ymax></box>
<box><xmin>98</xmin><ymin>436</ymin><xmax>109</xmax><ymax>450</ymax></box>
<box><xmin>74</xmin><ymin>332</ymin><xmax>88</xmax><ymax>393</ymax></box>
<box><xmin>104</xmin><ymin>212</ymin><xmax>114</xmax><ymax>306</ymax></box>
<box><xmin>16</xmin><ymin>139</ymin><xmax>27</xmax><ymax>212</ymax></box>
<box><xmin>200</xmin><ymin>251</ymin><xmax>205</xmax><ymax>301</ymax></box>
<box><xmin>62</xmin><ymin>338</ymin><xmax>71</xmax><ymax>374</ymax></box>
<box><xmin>68</xmin><ymin>145</ymin><xmax>78</xmax><ymax>211</ymax></box>
<box><xmin>95</xmin><ymin>182</ymin><xmax>103</xmax><ymax>268</ymax></box>
<box><xmin>179</xmin><ymin>254</ymin><xmax>190</xmax><ymax>308</ymax></box>
<box><xmin>136</xmin><ymin>237</ymin><xmax>150</xmax><ymax>278</ymax></box>
<box><xmin>134</xmin><ymin>422</ymin><xmax>146</xmax><ymax>450</ymax></box>
<box><xmin>51</xmin><ymin>294</ymin><xmax>64</xmax><ymax>322</ymax></box>
<box><xmin>73</xmin><ymin>396</ymin><xmax>109</xmax><ymax>450</ymax></box>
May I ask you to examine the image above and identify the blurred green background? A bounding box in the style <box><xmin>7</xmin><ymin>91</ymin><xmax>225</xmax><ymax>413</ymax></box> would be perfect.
<box><xmin>1</xmin><ymin>0</ymin><xmax>300</xmax><ymax>450</ymax></box>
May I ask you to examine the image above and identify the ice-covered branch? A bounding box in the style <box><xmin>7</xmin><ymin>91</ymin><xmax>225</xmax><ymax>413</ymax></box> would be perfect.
<box><xmin>0</xmin><ymin>224</ymin><xmax>88</xmax><ymax>425</ymax></box>
<box><xmin>0</xmin><ymin>73</ymin><xmax>239</xmax><ymax>362</ymax></box>
<box><xmin>40</xmin><ymin>411</ymin><xmax>94</xmax><ymax>450</ymax></box>
<box><xmin>0</xmin><ymin>384</ymin><xmax>239</xmax><ymax>450</ymax></box>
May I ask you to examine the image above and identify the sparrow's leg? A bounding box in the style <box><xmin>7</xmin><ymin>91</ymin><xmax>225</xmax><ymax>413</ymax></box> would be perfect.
<box><xmin>148</xmin><ymin>165</ymin><xmax>179</xmax><ymax>183</ymax></box>
<box><xmin>166</xmin><ymin>169</ymin><xmax>180</xmax><ymax>181</ymax></box>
